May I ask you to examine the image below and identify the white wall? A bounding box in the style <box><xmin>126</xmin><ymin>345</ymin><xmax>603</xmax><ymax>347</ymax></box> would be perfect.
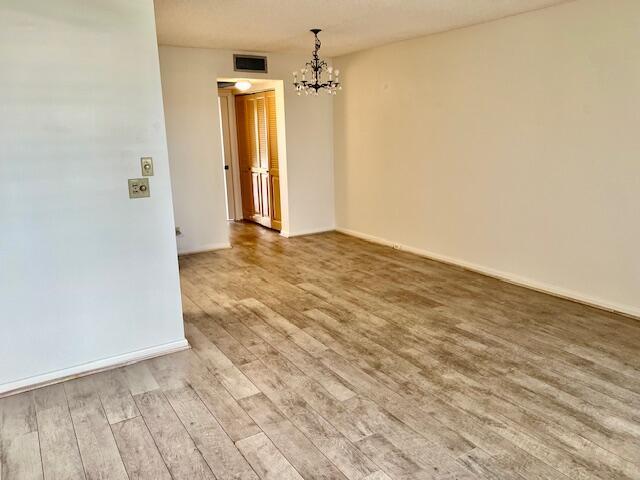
<box><xmin>334</xmin><ymin>0</ymin><xmax>640</xmax><ymax>317</ymax></box>
<box><xmin>0</xmin><ymin>0</ymin><xmax>186</xmax><ymax>393</ymax></box>
<box><xmin>159</xmin><ymin>46</ymin><xmax>335</xmax><ymax>253</ymax></box>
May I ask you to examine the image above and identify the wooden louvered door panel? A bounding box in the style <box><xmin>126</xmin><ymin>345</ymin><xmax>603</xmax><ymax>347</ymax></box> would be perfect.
<box><xmin>247</xmin><ymin>95</ymin><xmax>268</xmax><ymax>226</ymax></box>
<box><xmin>235</xmin><ymin>94</ymin><xmax>255</xmax><ymax>219</ymax></box>
<box><xmin>265</xmin><ymin>91</ymin><xmax>282</xmax><ymax>230</ymax></box>
<box><xmin>234</xmin><ymin>90</ymin><xmax>281</xmax><ymax>231</ymax></box>
<box><xmin>255</xmin><ymin>95</ymin><xmax>271</xmax><ymax>227</ymax></box>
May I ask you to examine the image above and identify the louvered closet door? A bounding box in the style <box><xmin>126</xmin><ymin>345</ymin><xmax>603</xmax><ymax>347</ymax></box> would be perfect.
<box><xmin>234</xmin><ymin>90</ymin><xmax>281</xmax><ymax>230</ymax></box>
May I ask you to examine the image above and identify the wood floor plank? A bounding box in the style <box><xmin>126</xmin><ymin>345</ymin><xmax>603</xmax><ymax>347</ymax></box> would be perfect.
<box><xmin>239</xmin><ymin>359</ymin><xmax>380</xmax><ymax>480</ymax></box>
<box><xmin>185</xmin><ymin>322</ymin><xmax>235</xmax><ymax>371</ymax></box>
<box><xmin>147</xmin><ymin>349</ymin><xmax>206</xmax><ymax>391</ymax></box>
<box><xmin>0</xmin><ymin>391</ymin><xmax>37</xmax><ymax>438</ymax></box>
<box><xmin>33</xmin><ymin>384</ymin><xmax>68</xmax><ymax>412</ymax></box>
<box><xmin>354</xmin><ymin>434</ymin><xmax>421</xmax><ymax>479</ymax></box>
<box><xmin>111</xmin><ymin>416</ymin><xmax>171</xmax><ymax>480</ymax></box>
<box><xmin>239</xmin><ymin>392</ymin><xmax>349</xmax><ymax>480</ymax></box>
<box><xmin>124</xmin><ymin>362</ymin><xmax>160</xmax><ymax>396</ymax></box>
<box><xmin>64</xmin><ymin>377</ymin><xmax>128</xmax><ymax>480</ymax></box>
<box><xmin>0</xmin><ymin>393</ymin><xmax>43</xmax><ymax>480</ymax></box>
<box><xmin>316</xmin><ymin>345</ymin><xmax>475</xmax><ymax>457</ymax></box>
<box><xmin>134</xmin><ymin>390</ymin><xmax>215</xmax><ymax>480</ymax></box>
<box><xmin>182</xmin><ymin>289</ymin><xmax>259</xmax><ymax>366</ymax></box>
<box><xmin>0</xmin><ymin>392</ymin><xmax>43</xmax><ymax>480</ymax></box>
<box><xmin>92</xmin><ymin>369</ymin><xmax>139</xmax><ymax>425</ymax></box>
<box><xmin>164</xmin><ymin>385</ymin><xmax>259</xmax><ymax>480</ymax></box>
<box><xmin>271</xmin><ymin>337</ymin><xmax>356</xmax><ymax>401</ymax></box>
<box><xmin>362</xmin><ymin>472</ymin><xmax>393</xmax><ymax>480</ymax></box>
<box><xmin>216</xmin><ymin>366</ymin><xmax>261</xmax><ymax>400</ymax></box>
<box><xmin>240</xmin><ymin>298</ymin><xmax>328</xmax><ymax>357</ymax></box>
<box><xmin>235</xmin><ymin>432</ymin><xmax>303</xmax><ymax>480</ymax></box>
<box><xmin>34</xmin><ymin>384</ymin><xmax>86</xmax><ymax>480</ymax></box>
<box><xmin>1</xmin><ymin>431</ymin><xmax>43</xmax><ymax>480</ymax></box>
<box><xmin>187</xmin><ymin>367</ymin><xmax>262</xmax><ymax>442</ymax></box>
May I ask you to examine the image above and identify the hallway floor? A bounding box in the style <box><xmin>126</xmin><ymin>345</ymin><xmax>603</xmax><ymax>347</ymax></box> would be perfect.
<box><xmin>2</xmin><ymin>222</ymin><xmax>639</xmax><ymax>479</ymax></box>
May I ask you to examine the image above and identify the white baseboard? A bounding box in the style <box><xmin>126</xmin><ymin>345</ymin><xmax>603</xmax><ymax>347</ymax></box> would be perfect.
<box><xmin>281</xmin><ymin>227</ymin><xmax>335</xmax><ymax>238</ymax></box>
<box><xmin>336</xmin><ymin>227</ymin><xmax>640</xmax><ymax>320</ymax></box>
<box><xmin>0</xmin><ymin>338</ymin><xmax>190</xmax><ymax>398</ymax></box>
<box><xmin>178</xmin><ymin>242</ymin><xmax>231</xmax><ymax>256</ymax></box>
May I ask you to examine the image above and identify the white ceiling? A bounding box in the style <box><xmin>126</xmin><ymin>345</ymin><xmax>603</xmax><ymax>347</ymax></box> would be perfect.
<box><xmin>154</xmin><ymin>0</ymin><xmax>572</xmax><ymax>57</ymax></box>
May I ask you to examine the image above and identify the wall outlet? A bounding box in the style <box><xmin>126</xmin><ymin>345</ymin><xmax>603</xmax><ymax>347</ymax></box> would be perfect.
<box><xmin>128</xmin><ymin>178</ymin><xmax>150</xmax><ymax>198</ymax></box>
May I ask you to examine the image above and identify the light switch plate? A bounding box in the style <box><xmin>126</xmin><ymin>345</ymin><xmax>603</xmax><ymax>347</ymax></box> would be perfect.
<box><xmin>128</xmin><ymin>178</ymin><xmax>150</xmax><ymax>198</ymax></box>
<box><xmin>141</xmin><ymin>157</ymin><xmax>154</xmax><ymax>176</ymax></box>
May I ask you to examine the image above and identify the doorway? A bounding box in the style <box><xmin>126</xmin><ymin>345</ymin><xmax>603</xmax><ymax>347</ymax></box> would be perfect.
<box><xmin>218</xmin><ymin>79</ymin><xmax>285</xmax><ymax>232</ymax></box>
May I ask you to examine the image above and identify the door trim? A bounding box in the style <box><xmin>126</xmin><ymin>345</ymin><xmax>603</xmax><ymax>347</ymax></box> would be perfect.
<box><xmin>218</xmin><ymin>89</ymin><xmax>243</xmax><ymax>220</ymax></box>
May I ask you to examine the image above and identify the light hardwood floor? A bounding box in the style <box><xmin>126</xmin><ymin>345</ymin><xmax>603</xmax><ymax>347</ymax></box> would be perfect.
<box><xmin>2</xmin><ymin>222</ymin><xmax>640</xmax><ymax>480</ymax></box>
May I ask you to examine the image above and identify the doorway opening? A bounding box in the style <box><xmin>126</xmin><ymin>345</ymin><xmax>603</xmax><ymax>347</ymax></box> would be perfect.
<box><xmin>217</xmin><ymin>78</ymin><xmax>287</xmax><ymax>232</ymax></box>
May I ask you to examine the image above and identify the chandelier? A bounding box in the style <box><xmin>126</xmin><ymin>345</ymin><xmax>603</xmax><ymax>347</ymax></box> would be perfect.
<box><xmin>293</xmin><ymin>29</ymin><xmax>341</xmax><ymax>96</ymax></box>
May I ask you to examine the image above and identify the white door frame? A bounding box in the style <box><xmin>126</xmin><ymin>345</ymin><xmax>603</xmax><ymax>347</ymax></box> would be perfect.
<box><xmin>218</xmin><ymin>90</ymin><xmax>243</xmax><ymax>220</ymax></box>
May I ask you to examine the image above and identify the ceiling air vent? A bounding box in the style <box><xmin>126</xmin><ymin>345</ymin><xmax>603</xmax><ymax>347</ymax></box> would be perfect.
<box><xmin>234</xmin><ymin>54</ymin><xmax>268</xmax><ymax>73</ymax></box>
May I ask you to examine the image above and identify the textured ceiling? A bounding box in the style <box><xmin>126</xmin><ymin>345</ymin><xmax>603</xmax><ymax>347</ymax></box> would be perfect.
<box><xmin>154</xmin><ymin>0</ymin><xmax>572</xmax><ymax>57</ymax></box>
